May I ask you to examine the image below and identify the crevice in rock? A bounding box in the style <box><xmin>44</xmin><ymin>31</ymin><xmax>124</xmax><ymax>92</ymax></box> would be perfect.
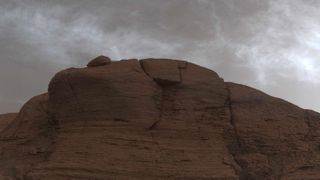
<box><xmin>66</xmin><ymin>73</ymin><xmax>83</xmax><ymax>113</ymax></box>
<box><xmin>148</xmin><ymin>120</ymin><xmax>160</xmax><ymax>130</ymax></box>
<box><xmin>138</xmin><ymin>60</ymin><xmax>178</xmax><ymax>130</ymax></box>
<box><xmin>148</xmin><ymin>86</ymin><xmax>176</xmax><ymax>130</ymax></box>
<box><xmin>226</xmin><ymin>89</ymin><xmax>241</xmax><ymax>149</ymax></box>
<box><xmin>138</xmin><ymin>60</ymin><xmax>181</xmax><ymax>86</ymax></box>
<box><xmin>138</xmin><ymin>60</ymin><xmax>162</xmax><ymax>130</ymax></box>
<box><xmin>138</xmin><ymin>60</ymin><xmax>150</xmax><ymax>78</ymax></box>
<box><xmin>225</xmin><ymin>85</ymin><xmax>249</xmax><ymax>180</ymax></box>
<box><xmin>65</xmin><ymin>73</ymin><xmax>88</xmax><ymax>133</ymax></box>
<box><xmin>178</xmin><ymin>62</ymin><xmax>188</xmax><ymax>83</ymax></box>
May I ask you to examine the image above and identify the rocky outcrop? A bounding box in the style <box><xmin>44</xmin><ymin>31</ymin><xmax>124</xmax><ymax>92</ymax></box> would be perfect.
<box><xmin>0</xmin><ymin>94</ymin><xmax>54</xmax><ymax>179</ymax></box>
<box><xmin>0</xmin><ymin>57</ymin><xmax>319</xmax><ymax>180</ymax></box>
<box><xmin>0</xmin><ymin>113</ymin><xmax>17</xmax><ymax>133</ymax></box>
<box><xmin>226</xmin><ymin>83</ymin><xmax>320</xmax><ymax>179</ymax></box>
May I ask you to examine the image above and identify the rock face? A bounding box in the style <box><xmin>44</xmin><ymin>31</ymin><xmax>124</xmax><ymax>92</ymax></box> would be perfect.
<box><xmin>226</xmin><ymin>83</ymin><xmax>320</xmax><ymax>179</ymax></box>
<box><xmin>0</xmin><ymin>57</ymin><xmax>319</xmax><ymax>180</ymax></box>
<box><xmin>0</xmin><ymin>113</ymin><xmax>17</xmax><ymax>132</ymax></box>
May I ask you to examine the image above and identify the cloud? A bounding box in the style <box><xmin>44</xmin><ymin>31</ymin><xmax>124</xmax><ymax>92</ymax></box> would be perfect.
<box><xmin>234</xmin><ymin>0</ymin><xmax>320</xmax><ymax>84</ymax></box>
<box><xmin>0</xmin><ymin>0</ymin><xmax>319</xmax><ymax>113</ymax></box>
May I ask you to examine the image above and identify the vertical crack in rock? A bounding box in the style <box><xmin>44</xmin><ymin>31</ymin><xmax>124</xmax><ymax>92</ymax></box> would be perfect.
<box><xmin>227</xmin><ymin>88</ymin><xmax>241</xmax><ymax>149</ymax></box>
<box><xmin>66</xmin><ymin>72</ymin><xmax>88</xmax><ymax>132</ymax></box>
<box><xmin>178</xmin><ymin>62</ymin><xmax>188</xmax><ymax>83</ymax></box>
<box><xmin>225</xmin><ymin>85</ymin><xmax>249</xmax><ymax>180</ymax></box>
<box><xmin>138</xmin><ymin>60</ymin><xmax>178</xmax><ymax>130</ymax></box>
<box><xmin>148</xmin><ymin>86</ymin><xmax>176</xmax><ymax>130</ymax></box>
<box><xmin>138</xmin><ymin>60</ymin><xmax>161</xmax><ymax>130</ymax></box>
<box><xmin>138</xmin><ymin>60</ymin><xmax>150</xmax><ymax>78</ymax></box>
<box><xmin>149</xmin><ymin>87</ymin><xmax>164</xmax><ymax>130</ymax></box>
<box><xmin>66</xmin><ymin>72</ymin><xmax>83</xmax><ymax>113</ymax></box>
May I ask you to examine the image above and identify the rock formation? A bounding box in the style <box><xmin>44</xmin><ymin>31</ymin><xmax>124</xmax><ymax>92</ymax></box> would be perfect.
<box><xmin>0</xmin><ymin>57</ymin><xmax>319</xmax><ymax>180</ymax></box>
<box><xmin>87</xmin><ymin>55</ymin><xmax>111</xmax><ymax>67</ymax></box>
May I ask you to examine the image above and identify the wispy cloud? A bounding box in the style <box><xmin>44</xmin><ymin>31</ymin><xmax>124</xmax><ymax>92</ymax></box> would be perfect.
<box><xmin>234</xmin><ymin>0</ymin><xmax>320</xmax><ymax>84</ymax></box>
<box><xmin>0</xmin><ymin>0</ymin><xmax>320</xmax><ymax>113</ymax></box>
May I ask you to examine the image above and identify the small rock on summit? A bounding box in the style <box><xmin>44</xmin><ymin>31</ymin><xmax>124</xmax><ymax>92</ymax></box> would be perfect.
<box><xmin>87</xmin><ymin>55</ymin><xmax>111</xmax><ymax>67</ymax></box>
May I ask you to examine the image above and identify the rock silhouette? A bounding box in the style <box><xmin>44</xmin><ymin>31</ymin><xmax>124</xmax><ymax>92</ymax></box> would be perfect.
<box><xmin>0</xmin><ymin>57</ymin><xmax>319</xmax><ymax>179</ymax></box>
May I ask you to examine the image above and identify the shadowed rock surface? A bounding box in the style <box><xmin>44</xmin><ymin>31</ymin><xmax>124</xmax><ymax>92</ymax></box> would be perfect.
<box><xmin>0</xmin><ymin>57</ymin><xmax>319</xmax><ymax>179</ymax></box>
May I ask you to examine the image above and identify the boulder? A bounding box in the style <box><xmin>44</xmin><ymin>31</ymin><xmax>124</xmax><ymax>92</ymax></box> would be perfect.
<box><xmin>87</xmin><ymin>55</ymin><xmax>111</xmax><ymax>67</ymax></box>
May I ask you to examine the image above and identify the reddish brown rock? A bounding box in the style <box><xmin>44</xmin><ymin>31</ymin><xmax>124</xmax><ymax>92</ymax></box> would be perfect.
<box><xmin>87</xmin><ymin>55</ymin><xmax>111</xmax><ymax>67</ymax></box>
<box><xmin>0</xmin><ymin>58</ymin><xmax>319</xmax><ymax>180</ymax></box>
<box><xmin>226</xmin><ymin>82</ymin><xmax>320</xmax><ymax>179</ymax></box>
<box><xmin>0</xmin><ymin>113</ymin><xmax>17</xmax><ymax>133</ymax></box>
<box><xmin>140</xmin><ymin>59</ymin><xmax>184</xmax><ymax>85</ymax></box>
<box><xmin>0</xmin><ymin>93</ymin><xmax>54</xmax><ymax>179</ymax></box>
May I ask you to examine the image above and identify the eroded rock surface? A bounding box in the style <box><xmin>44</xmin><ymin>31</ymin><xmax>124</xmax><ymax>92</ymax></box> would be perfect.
<box><xmin>226</xmin><ymin>83</ymin><xmax>320</xmax><ymax>179</ymax></box>
<box><xmin>0</xmin><ymin>113</ymin><xmax>18</xmax><ymax>136</ymax></box>
<box><xmin>0</xmin><ymin>58</ymin><xmax>319</xmax><ymax>180</ymax></box>
<box><xmin>0</xmin><ymin>113</ymin><xmax>17</xmax><ymax>133</ymax></box>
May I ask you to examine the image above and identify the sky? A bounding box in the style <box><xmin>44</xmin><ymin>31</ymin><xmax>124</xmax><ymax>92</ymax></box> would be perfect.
<box><xmin>0</xmin><ymin>0</ymin><xmax>319</xmax><ymax>113</ymax></box>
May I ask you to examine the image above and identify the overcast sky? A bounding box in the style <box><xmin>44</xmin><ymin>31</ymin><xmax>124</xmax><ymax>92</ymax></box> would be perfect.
<box><xmin>0</xmin><ymin>0</ymin><xmax>319</xmax><ymax>113</ymax></box>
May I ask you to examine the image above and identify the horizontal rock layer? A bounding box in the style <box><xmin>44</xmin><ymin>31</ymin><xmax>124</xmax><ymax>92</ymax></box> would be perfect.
<box><xmin>0</xmin><ymin>57</ymin><xmax>319</xmax><ymax>180</ymax></box>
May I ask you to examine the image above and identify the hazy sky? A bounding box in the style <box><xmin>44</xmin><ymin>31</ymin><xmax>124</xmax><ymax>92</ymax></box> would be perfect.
<box><xmin>0</xmin><ymin>0</ymin><xmax>319</xmax><ymax>113</ymax></box>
